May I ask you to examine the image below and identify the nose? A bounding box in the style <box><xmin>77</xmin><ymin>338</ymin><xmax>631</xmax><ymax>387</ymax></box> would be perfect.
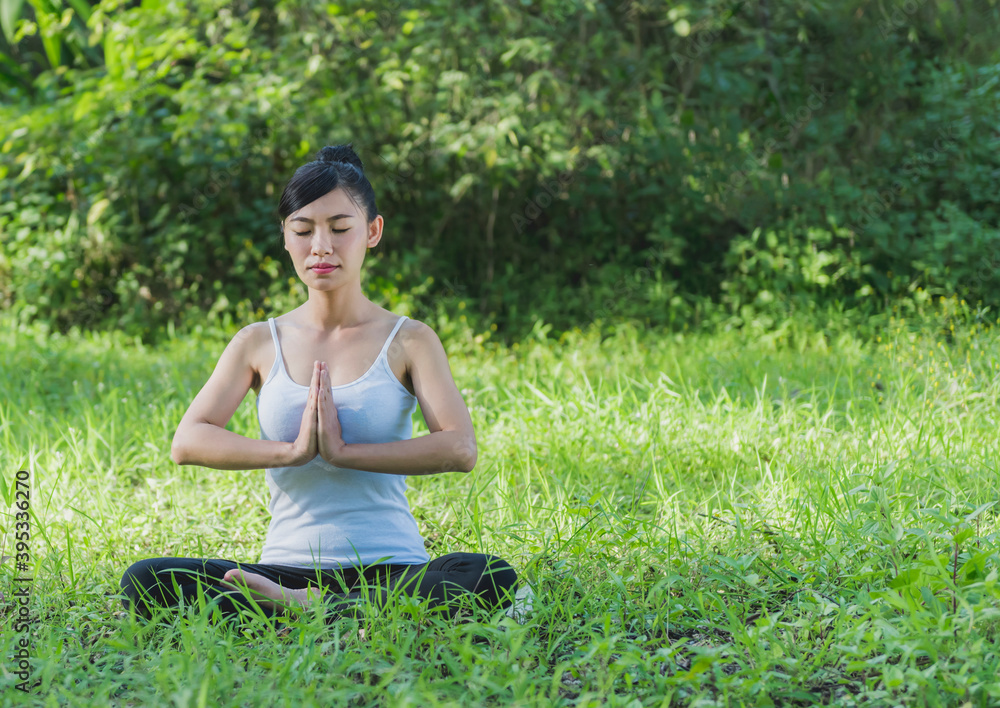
<box><xmin>311</xmin><ymin>228</ymin><xmax>334</xmax><ymax>255</ymax></box>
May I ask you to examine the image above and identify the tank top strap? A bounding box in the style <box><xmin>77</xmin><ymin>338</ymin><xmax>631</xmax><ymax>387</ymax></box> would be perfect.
<box><xmin>267</xmin><ymin>318</ymin><xmax>282</xmax><ymax>356</ymax></box>
<box><xmin>376</xmin><ymin>316</ymin><xmax>408</xmax><ymax>363</ymax></box>
<box><xmin>264</xmin><ymin>317</ymin><xmax>286</xmax><ymax>384</ymax></box>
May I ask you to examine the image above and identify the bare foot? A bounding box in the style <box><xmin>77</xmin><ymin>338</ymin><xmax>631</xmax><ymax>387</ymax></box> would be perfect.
<box><xmin>218</xmin><ymin>569</ymin><xmax>323</xmax><ymax>614</ymax></box>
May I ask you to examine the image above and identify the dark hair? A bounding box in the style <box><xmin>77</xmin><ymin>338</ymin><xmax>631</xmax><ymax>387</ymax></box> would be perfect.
<box><xmin>277</xmin><ymin>144</ymin><xmax>379</xmax><ymax>228</ymax></box>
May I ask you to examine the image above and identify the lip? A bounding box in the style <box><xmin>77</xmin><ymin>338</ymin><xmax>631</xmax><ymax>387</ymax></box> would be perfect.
<box><xmin>310</xmin><ymin>264</ymin><xmax>339</xmax><ymax>273</ymax></box>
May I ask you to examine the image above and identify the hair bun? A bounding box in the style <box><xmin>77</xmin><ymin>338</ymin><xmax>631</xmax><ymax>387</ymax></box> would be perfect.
<box><xmin>316</xmin><ymin>144</ymin><xmax>364</xmax><ymax>171</ymax></box>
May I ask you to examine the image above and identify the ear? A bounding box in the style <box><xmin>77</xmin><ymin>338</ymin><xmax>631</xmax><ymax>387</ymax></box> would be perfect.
<box><xmin>366</xmin><ymin>215</ymin><xmax>384</xmax><ymax>249</ymax></box>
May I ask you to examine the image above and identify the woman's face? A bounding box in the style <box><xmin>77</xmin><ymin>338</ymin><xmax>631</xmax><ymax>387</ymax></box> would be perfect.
<box><xmin>282</xmin><ymin>188</ymin><xmax>383</xmax><ymax>289</ymax></box>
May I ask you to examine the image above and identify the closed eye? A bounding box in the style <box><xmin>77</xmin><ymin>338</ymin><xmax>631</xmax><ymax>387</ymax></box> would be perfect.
<box><xmin>294</xmin><ymin>229</ymin><xmax>349</xmax><ymax>235</ymax></box>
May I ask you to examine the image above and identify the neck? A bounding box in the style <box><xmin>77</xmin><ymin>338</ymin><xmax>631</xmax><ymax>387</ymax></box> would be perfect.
<box><xmin>301</xmin><ymin>283</ymin><xmax>372</xmax><ymax>331</ymax></box>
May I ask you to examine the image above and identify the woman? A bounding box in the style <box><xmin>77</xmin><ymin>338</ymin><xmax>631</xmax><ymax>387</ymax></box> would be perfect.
<box><xmin>120</xmin><ymin>144</ymin><xmax>517</xmax><ymax>623</ymax></box>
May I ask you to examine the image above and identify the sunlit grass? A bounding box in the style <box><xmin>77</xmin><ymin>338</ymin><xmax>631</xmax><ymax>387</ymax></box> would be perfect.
<box><xmin>1</xmin><ymin>308</ymin><xmax>999</xmax><ymax>706</ymax></box>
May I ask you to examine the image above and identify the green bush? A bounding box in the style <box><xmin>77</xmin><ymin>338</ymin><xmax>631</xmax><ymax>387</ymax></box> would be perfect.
<box><xmin>1</xmin><ymin>0</ymin><xmax>998</xmax><ymax>341</ymax></box>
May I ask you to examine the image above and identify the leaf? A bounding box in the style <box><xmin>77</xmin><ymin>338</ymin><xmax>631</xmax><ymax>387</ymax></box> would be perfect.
<box><xmin>0</xmin><ymin>0</ymin><xmax>24</xmax><ymax>45</ymax></box>
<box><xmin>688</xmin><ymin>657</ymin><xmax>713</xmax><ymax>675</ymax></box>
<box><xmin>952</xmin><ymin>526</ymin><xmax>974</xmax><ymax>545</ymax></box>
<box><xmin>104</xmin><ymin>30</ymin><xmax>119</xmax><ymax>78</ymax></box>
<box><xmin>87</xmin><ymin>198</ymin><xmax>110</xmax><ymax>226</ymax></box>
<box><xmin>523</xmin><ymin>380</ymin><xmax>554</xmax><ymax>406</ymax></box>
<box><xmin>964</xmin><ymin>501</ymin><xmax>995</xmax><ymax>523</ymax></box>
<box><xmin>919</xmin><ymin>586</ymin><xmax>945</xmax><ymax>614</ymax></box>
<box><xmin>64</xmin><ymin>0</ymin><xmax>88</xmax><ymax>20</ymax></box>
<box><xmin>448</xmin><ymin>172</ymin><xmax>476</xmax><ymax>202</ymax></box>
<box><xmin>0</xmin><ymin>51</ymin><xmax>30</xmax><ymax>90</ymax></box>
<box><xmin>32</xmin><ymin>2</ymin><xmax>62</xmax><ymax>69</ymax></box>
<box><xmin>889</xmin><ymin>568</ymin><xmax>924</xmax><ymax>589</ymax></box>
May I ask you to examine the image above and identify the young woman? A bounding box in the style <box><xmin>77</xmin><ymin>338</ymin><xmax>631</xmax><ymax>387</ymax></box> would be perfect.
<box><xmin>120</xmin><ymin>144</ymin><xmax>517</xmax><ymax>623</ymax></box>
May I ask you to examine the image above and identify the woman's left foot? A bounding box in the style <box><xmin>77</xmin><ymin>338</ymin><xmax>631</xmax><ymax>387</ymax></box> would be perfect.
<box><xmin>218</xmin><ymin>569</ymin><xmax>323</xmax><ymax>613</ymax></box>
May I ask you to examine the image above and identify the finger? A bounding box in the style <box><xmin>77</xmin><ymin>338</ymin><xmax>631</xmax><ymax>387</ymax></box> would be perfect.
<box><xmin>316</xmin><ymin>381</ymin><xmax>325</xmax><ymax>426</ymax></box>
<box><xmin>309</xmin><ymin>364</ymin><xmax>321</xmax><ymax>409</ymax></box>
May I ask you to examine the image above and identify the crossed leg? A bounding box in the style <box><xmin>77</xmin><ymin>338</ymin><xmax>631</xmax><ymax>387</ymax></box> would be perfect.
<box><xmin>120</xmin><ymin>553</ymin><xmax>518</xmax><ymax>621</ymax></box>
<box><xmin>223</xmin><ymin>553</ymin><xmax>519</xmax><ymax>620</ymax></box>
<box><xmin>119</xmin><ymin>557</ymin><xmax>322</xmax><ymax>620</ymax></box>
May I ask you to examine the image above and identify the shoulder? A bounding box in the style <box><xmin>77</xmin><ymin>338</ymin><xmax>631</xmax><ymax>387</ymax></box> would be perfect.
<box><xmin>389</xmin><ymin>316</ymin><xmax>465</xmax><ymax>409</ymax></box>
<box><xmin>222</xmin><ymin>321</ymin><xmax>274</xmax><ymax>377</ymax></box>
<box><xmin>226</xmin><ymin>321</ymin><xmax>276</xmax><ymax>392</ymax></box>
<box><xmin>389</xmin><ymin>317</ymin><xmax>449</xmax><ymax>374</ymax></box>
<box><xmin>229</xmin><ymin>320</ymin><xmax>272</xmax><ymax>353</ymax></box>
<box><xmin>395</xmin><ymin>317</ymin><xmax>443</xmax><ymax>353</ymax></box>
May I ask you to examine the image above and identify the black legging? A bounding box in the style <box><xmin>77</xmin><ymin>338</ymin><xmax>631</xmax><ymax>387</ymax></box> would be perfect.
<box><xmin>120</xmin><ymin>553</ymin><xmax>518</xmax><ymax>622</ymax></box>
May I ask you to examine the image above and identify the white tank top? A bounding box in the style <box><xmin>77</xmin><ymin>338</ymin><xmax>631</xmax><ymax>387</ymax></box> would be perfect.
<box><xmin>255</xmin><ymin>315</ymin><xmax>430</xmax><ymax>568</ymax></box>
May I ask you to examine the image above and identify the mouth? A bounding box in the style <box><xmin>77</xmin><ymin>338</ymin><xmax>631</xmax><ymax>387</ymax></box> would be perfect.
<box><xmin>310</xmin><ymin>265</ymin><xmax>339</xmax><ymax>274</ymax></box>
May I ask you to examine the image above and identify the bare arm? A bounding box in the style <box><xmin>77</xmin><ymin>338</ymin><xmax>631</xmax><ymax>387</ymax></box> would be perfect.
<box><xmin>318</xmin><ymin>321</ymin><xmax>477</xmax><ymax>475</ymax></box>
<box><xmin>171</xmin><ymin>325</ymin><xmax>320</xmax><ymax>470</ymax></box>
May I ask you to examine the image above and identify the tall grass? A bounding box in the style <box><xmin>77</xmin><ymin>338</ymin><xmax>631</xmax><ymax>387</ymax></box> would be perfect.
<box><xmin>1</xmin><ymin>308</ymin><xmax>999</xmax><ymax>706</ymax></box>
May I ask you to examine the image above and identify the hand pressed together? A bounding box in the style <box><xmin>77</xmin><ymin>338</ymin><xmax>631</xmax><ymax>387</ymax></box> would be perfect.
<box><xmin>287</xmin><ymin>361</ymin><xmax>346</xmax><ymax>467</ymax></box>
<box><xmin>316</xmin><ymin>363</ymin><xmax>346</xmax><ymax>465</ymax></box>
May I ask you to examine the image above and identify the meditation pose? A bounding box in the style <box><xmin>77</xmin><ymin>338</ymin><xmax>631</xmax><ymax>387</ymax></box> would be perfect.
<box><xmin>120</xmin><ymin>144</ymin><xmax>517</xmax><ymax>622</ymax></box>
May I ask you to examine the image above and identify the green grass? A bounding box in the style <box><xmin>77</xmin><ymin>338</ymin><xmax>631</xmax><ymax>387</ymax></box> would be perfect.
<box><xmin>2</xmin><ymin>310</ymin><xmax>1000</xmax><ymax>707</ymax></box>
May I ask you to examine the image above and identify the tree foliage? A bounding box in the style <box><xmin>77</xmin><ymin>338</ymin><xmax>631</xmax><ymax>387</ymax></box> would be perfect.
<box><xmin>1</xmin><ymin>0</ymin><xmax>998</xmax><ymax>340</ymax></box>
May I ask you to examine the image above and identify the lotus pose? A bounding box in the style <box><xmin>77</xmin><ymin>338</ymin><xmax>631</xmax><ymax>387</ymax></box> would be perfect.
<box><xmin>120</xmin><ymin>144</ymin><xmax>517</xmax><ymax>623</ymax></box>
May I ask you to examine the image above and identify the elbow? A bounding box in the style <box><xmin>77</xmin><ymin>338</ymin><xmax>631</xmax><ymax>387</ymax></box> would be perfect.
<box><xmin>170</xmin><ymin>432</ymin><xmax>188</xmax><ymax>466</ymax></box>
<box><xmin>457</xmin><ymin>438</ymin><xmax>477</xmax><ymax>473</ymax></box>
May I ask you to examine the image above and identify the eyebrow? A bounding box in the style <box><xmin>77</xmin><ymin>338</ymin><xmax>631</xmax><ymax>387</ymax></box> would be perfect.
<box><xmin>289</xmin><ymin>214</ymin><xmax>354</xmax><ymax>223</ymax></box>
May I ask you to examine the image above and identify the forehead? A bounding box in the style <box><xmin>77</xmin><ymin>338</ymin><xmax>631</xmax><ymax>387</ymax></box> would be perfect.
<box><xmin>289</xmin><ymin>188</ymin><xmax>361</xmax><ymax>221</ymax></box>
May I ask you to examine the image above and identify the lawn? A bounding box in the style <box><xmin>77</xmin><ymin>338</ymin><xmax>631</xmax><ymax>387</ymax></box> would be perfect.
<box><xmin>1</xmin><ymin>310</ymin><xmax>999</xmax><ymax>707</ymax></box>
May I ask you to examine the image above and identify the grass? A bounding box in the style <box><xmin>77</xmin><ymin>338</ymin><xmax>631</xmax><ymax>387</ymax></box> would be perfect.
<box><xmin>1</xmin><ymin>308</ymin><xmax>999</xmax><ymax>706</ymax></box>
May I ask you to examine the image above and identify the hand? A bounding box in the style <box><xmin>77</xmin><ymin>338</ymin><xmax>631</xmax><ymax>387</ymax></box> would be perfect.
<box><xmin>286</xmin><ymin>361</ymin><xmax>320</xmax><ymax>466</ymax></box>
<box><xmin>317</xmin><ymin>363</ymin><xmax>346</xmax><ymax>465</ymax></box>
